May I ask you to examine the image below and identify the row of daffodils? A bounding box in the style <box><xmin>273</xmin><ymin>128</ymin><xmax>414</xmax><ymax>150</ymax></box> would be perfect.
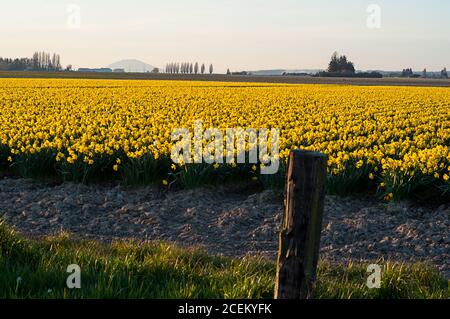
<box><xmin>0</xmin><ymin>78</ymin><xmax>449</xmax><ymax>199</ymax></box>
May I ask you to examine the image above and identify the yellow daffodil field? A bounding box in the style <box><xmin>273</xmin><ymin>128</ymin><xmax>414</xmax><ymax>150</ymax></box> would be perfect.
<box><xmin>0</xmin><ymin>78</ymin><xmax>449</xmax><ymax>199</ymax></box>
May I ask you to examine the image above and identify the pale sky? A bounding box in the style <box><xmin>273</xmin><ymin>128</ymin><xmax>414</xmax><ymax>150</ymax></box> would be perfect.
<box><xmin>1</xmin><ymin>0</ymin><xmax>449</xmax><ymax>72</ymax></box>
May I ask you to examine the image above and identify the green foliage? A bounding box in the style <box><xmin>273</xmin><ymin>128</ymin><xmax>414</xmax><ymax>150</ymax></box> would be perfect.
<box><xmin>0</xmin><ymin>222</ymin><xmax>448</xmax><ymax>299</ymax></box>
<box><xmin>378</xmin><ymin>170</ymin><xmax>438</xmax><ymax>201</ymax></box>
<box><xmin>327</xmin><ymin>163</ymin><xmax>374</xmax><ymax>196</ymax></box>
<box><xmin>315</xmin><ymin>261</ymin><xmax>448</xmax><ymax>299</ymax></box>
<box><xmin>257</xmin><ymin>162</ymin><xmax>286</xmax><ymax>190</ymax></box>
<box><xmin>11</xmin><ymin>149</ymin><xmax>57</xmax><ymax>179</ymax></box>
<box><xmin>327</xmin><ymin>52</ymin><xmax>356</xmax><ymax>74</ymax></box>
<box><xmin>57</xmin><ymin>153</ymin><xmax>118</xmax><ymax>184</ymax></box>
<box><xmin>0</xmin><ymin>222</ymin><xmax>273</xmax><ymax>299</ymax></box>
<box><xmin>0</xmin><ymin>144</ymin><xmax>449</xmax><ymax>200</ymax></box>
<box><xmin>0</xmin><ymin>144</ymin><xmax>11</xmax><ymax>171</ymax></box>
<box><xmin>122</xmin><ymin>154</ymin><xmax>170</xmax><ymax>186</ymax></box>
<box><xmin>169</xmin><ymin>163</ymin><xmax>254</xmax><ymax>189</ymax></box>
<box><xmin>170</xmin><ymin>163</ymin><xmax>217</xmax><ymax>189</ymax></box>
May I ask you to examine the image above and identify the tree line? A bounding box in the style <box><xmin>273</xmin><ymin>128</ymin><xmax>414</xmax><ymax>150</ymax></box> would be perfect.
<box><xmin>321</xmin><ymin>52</ymin><xmax>448</xmax><ymax>79</ymax></box>
<box><xmin>405</xmin><ymin>67</ymin><xmax>448</xmax><ymax>78</ymax></box>
<box><xmin>0</xmin><ymin>51</ymin><xmax>65</xmax><ymax>71</ymax></box>
<box><xmin>316</xmin><ymin>52</ymin><xmax>381</xmax><ymax>78</ymax></box>
<box><xmin>165</xmin><ymin>62</ymin><xmax>213</xmax><ymax>74</ymax></box>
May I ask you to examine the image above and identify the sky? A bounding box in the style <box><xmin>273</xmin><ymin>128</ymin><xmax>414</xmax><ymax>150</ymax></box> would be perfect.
<box><xmin>0</xmin><ymin>0</ymin><xmax>449</xmax><ymax>72</ymax></box>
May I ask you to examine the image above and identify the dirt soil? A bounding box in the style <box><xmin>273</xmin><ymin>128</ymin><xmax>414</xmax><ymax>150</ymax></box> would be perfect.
<box><xmin>0</xmin><ymin>177</ymin><xmax>449</xmax><ymax>278</ymax></box>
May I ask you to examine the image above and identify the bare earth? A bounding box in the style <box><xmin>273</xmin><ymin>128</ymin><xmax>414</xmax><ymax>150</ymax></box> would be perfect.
<box><xmin>0</xmin><ymin>177</ymin><xmax>449</xmax><ymax>278</ymax></box>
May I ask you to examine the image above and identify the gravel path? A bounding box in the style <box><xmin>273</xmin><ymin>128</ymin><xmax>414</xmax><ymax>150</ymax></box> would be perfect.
<box><xmin>0</xmin><ymin>178</ymin><xmax>449</xmax><ymax>278</ymax></box>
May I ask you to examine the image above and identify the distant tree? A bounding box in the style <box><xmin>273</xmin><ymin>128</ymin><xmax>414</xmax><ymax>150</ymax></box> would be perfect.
<box><xmin>49</xmin><ymin>53</ymin><xmax>61</xmax><ymax>71</ymax></box>
<box><xmin>65</xmin><ymin>64</ymin><xmax>73</xmax><ymax>71</ymax></box>
<box><xmin>201</xmin><ymin>63</ymin><xmax>205</xmax><ymax>74</ymax></box>
<box><xmin>56</xmin><ymin>54</ymin><xmax>61</xmax><ymax>70</ymax></box>
<box><xmin>226</xmin><ymin>68</ymin><xmax>231</xmax><ymax>75</ymax></box>
<box><xmin>0</xmin><ymin>57</ymin><xmax>33</xmax><ymax>71</ymax></box>
<box><xmin>44</xmin><ymin>52</ymin><xmax>50</xmax><ymax>69</ymax></box>
<box><xmin>51</xmin><ymin>53</ymin><xmax>57</xmax><ymax>70</ymax></box>
<box><xmin>151</xmin><ymin>67</ymin><xmax>159</xmax><ymax>73</ymax></box>
<box><xmin>194</xmin><ymin>62</ymin><xmax>199</xmax><ymax>74</ymax></box>
<box><xmin>339</xmin><ymin>55</ymin><xmax>355</xmax><ymax>73</ymax></box>
<box><xmin>32</xmin><ymin>52</ymin><xmax>39</xmax><ymax>70</ymax></box>
<box><xmin>327</xmin><ymin>52</ymin><xmax>355</xmax><ymax>74</ymax></box>
<box><xmin>209</xmin><ymin>64</ymin><xmax>213</xmax><ymax>74</ymax></box>
<box><xmin>442</xmin><ymin>67</ymin><xmax>448</xmax><ymax>78</ymax></box>
<box><xmin>0</xmin><ymin>51</ymin><xmax>64</xmax><ymax>71</ymax></box>
<box><xmin>189</xmin><ymin>63</ymin><xmax>193</xmax><ymax>74</ymax></box>
<box><xmin>422</xmin><ymin>68</ymin><xmax>427</xmax><ymax>78</ymax></box>
<box><xmin>327</xmin><ymin>52</ymin><xmax>340</xmax><ymax>73</ymax></box>
<box><xmin>401</xmin><ymin>68</ymin><xmax>414</xmax><ymax>77</ymax></box>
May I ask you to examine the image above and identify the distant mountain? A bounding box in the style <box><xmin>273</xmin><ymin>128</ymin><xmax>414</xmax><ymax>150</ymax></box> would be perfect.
<box><xmin>249</xmin><ymin>69</ymin><xmax>288</xmax><ymax>76</ymax></box>
<box><xmin>108</xmin><ymin>59</ymin><xmax>156</xmax><ymax>73</ymax></box>
<box><xmin>248</xmin><ymin>69</ymin><xmax>323</xmax><ymax>76</ymax></box>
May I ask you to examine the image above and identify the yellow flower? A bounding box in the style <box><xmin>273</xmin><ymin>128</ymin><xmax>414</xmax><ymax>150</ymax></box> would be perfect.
<box><xmin>113</xmin><ymin>164</ymin><xmax>119</xmax><ymax>171</ymax></box>
<box><xmin>356</xmin><ymin>160</ymin><xmax>364</xmax><ymax>169</ymax></box>
<box><xmin>162</xmin><ymin>179</ymin><xmax>169</xmax><ymax>186</ymax></box>
<box><xmin>0</xmin><ymin>77</ymin><xmax>448</xmax><ymax>198</ymax></box>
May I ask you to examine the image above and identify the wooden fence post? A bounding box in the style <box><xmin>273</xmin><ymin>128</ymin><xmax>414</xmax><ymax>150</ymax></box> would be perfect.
<box><xmin>274</xmin><ymin>150</ymin><xmax>328</xmax><ymax>299</ymax></box>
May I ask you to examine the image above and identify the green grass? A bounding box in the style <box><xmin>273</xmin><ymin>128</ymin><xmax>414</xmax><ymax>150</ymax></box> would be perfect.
<box><xmin>0</xmin><ymin>221</ymin><xmax>448</xmax><ymax>299</ymax></box>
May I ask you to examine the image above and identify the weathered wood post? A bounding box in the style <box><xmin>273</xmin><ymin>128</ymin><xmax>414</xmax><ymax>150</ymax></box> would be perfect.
<box><xmin>274</xmin><ymin>150</ymin><xmax>328</xmax><ymax>299</ymax></box>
